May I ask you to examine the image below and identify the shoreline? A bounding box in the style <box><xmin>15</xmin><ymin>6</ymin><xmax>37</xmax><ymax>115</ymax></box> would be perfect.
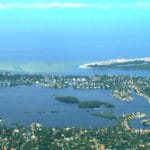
<box><xmin>79</xmin><ymin>57</ymin><xmax>150</xmax><ymax>69</ymax></box>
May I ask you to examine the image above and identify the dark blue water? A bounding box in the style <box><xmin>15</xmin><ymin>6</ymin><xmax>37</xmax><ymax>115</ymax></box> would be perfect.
<box><xmin>0</xmin><ymin>85</ymin><xmax>150</xmax><ymax>129</ymax></box>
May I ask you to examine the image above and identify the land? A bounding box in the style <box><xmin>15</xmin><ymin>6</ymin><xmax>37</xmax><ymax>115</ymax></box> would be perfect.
<box><xmin>78</xmin><ymin>101</ymin><xmax>115</xmax><ymax>109</ymax></box>
<box><xmin>141</xmin><ymin>119</ymin><xmax>150</xmax><ymax>127</ymax></box>
<box><xmin>0</xmin><ymin>72</ymin><xmax>149</xmax><ymax>102</ymax></box>
<box><xmin>78</xmin><ymin>101</ymin><xmax>101</xmax><ymax>108</ymax></box>
<box><xmin>55</xmin><ymin>96</ymin><xmax>79</xmax><ymax>103</ymax></box>
<box><xmin>91</xmin><ymin>112</ymin><xmax>117</xmax><ymax>120</ymax></box>
<box><xmin>0</xmin><ymin>112</ymin><xmax>150</xmax><ymax>150</ymax></box>
<box><xmin>0</xmin><ymin>72</ymin><xmax>150</xmax><ymax>149</ymax></box>
<box><xmin>80</xmin><ymin>57</ymin><xmax>150</xmax><ymax>70</ymax></box>
<box><xmin>55</xmin><ymin>97</ymin><xmax>115</xmax><ymax>119</ymax></box>
<box><xmin>55</xmin><ymin>96</ymin><xmax>114</xmax><ymax>108</ymax></box>
<box><xmin>99</xmin><ymin>102</ymin><xmax>115</xmax><ymax>108</ymax></box>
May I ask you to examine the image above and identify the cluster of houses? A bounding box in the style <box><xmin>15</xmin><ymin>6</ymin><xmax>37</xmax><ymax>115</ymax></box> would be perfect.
<box><xmin>0</xmin><ymin>72</ymin><xmax>149</xmax><ymax>102</ymax></box>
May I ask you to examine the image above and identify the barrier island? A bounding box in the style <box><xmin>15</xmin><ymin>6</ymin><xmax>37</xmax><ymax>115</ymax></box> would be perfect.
<box><xmin>80</xmin><ymin>57</ymin><xmax>150</xmax><ymax>70</ymax></box>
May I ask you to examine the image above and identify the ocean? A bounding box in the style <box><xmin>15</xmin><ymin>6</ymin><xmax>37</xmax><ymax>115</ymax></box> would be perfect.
<box><xmin>0</xmin><ymin>55</ymin><xmax>150</xmax><ymax>76</ymax></box>
<box><xmin>0</xmin><ymin>0</ymin><xmax>150</xmax><ymax>73</ymax></box>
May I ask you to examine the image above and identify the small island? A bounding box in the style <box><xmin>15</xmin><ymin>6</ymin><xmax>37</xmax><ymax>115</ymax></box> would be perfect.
<box><xmin>55</xmin><ymin>96</ymin><xmax>79</xmax><ymax>104</ymax></box>
<box><xmin>0</xmin><ymin>72</ymin><xmax>149</xmax><ymax>102</ymax></box>
<box><xmin>78</xmin><ymin>100</ymin><xmax>115</xmax><ymax>109</ymax></box>
<box><xmin>91</xmin><ymin>112</ymin><xmax>117</xmax><ymax>120</ymax></box>
<box><xmin>78</xmin><ymin>101</ymin><xmax>101</xmax><ymax>108</ymax></box>
<box><xmin>99</xmin><ymin>102</ymin><xmax>115</xmax><ymax>108</ymax></box>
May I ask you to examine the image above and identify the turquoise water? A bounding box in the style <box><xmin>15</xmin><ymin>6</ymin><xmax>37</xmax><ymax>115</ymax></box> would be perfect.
<box><xmin>0</xmin><ymin>60</ymin><xmax>150</xmax><ymax>76</ymax></box>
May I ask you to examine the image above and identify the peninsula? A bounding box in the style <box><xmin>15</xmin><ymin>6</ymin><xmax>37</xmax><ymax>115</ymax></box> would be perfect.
<box><xmin>80</xmin><ymin>57</ymin><xmax>150</xmax><ymax>70</ymax></box>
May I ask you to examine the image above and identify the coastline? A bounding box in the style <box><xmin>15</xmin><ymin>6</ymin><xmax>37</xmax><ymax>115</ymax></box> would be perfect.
<box><xmin>79</xmin><ymin>57</ymin><xmax>150</xmax><ymax>69</ymax></box>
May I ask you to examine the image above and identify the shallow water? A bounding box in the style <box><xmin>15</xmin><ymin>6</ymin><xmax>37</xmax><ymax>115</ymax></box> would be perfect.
<box><xmin>0</xmin><ymin>61</ymin><xmax>150</xmax><ymax>77</ymax></box>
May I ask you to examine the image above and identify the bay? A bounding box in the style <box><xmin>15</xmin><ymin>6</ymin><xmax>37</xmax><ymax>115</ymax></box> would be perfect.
<box><xmin>0</xmin><ymin>85</ymin><xmax>150</xmax><ymax>129</ymax></box>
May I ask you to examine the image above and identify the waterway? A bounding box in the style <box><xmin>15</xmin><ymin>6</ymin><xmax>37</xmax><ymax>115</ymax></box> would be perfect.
<box><xmin>0</xmin><ymin>85</ymin><xmax>150</xmax><ymax>129</ymax></box>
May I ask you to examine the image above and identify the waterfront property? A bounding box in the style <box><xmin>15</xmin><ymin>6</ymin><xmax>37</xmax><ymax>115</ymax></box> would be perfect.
<box><xmin>0</xmin><ymin>72</ymin><xmax>149</xmax><ymax>102</ymax></box>
<box><xmin>0</xmin><ymin>72</ymin><xmax>150</xmax><ymax>149</ymax></box>
<box><xmin>1</xmin><ymin>116</ymin><xmax>150</xmax><ymax>150</ymax></box>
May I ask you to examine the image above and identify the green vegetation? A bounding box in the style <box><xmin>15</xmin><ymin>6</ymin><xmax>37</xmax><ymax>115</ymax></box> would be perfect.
<box><xmin>91</xmin><ymin>112</ymin><xmax>117</xmax><ymax>120</ymax></box>
<box><xmin>99</xmin><ymin>102</ymin><xmax>115</xmax><ymax>108</ymax></box>
<box><xmin>141</xmin><ymin>119</ymin><xmax>150</xmax><ymax>127</ymax></box>
<box><xmin>78</xmin><ymin>101</ymin><xmax>115</xmax><ymax>109</ymax></box>
<box><xmin>55</xmin><ymin>96</ymin><xmax>114</xmax><ymax>109</ymax></box>
<box><xmin>87</xmin><ymin>60</ymin><xmax>150</xmax><ymax>70</ymax></box>
<box><xmin>0</xmin><ymin>72</ymin><xmax>149</xmax><ymax>102</ymax></box>
<box><xmin>0</xmin><ymin>72</ymin><xmax>150</xmax><ymax>149</ymax></box>
<box><xmin>55</xmin><ymin>96</ymin><xmax>79</xmax><ymax>103</ymax></box>
<box><xmin>1</xmin><ymin>119</ymin><xmax>150</xmax><ymax>150</ymax></box>
<box><xmin>78</xmin><ymin>101</ymin><xmax>101</xmax><ymax>108</ymax></box>
<box><xmin>143</xmin><ymin>88</ymin><xmax>150</xmax><ymax>97</ymax></box>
